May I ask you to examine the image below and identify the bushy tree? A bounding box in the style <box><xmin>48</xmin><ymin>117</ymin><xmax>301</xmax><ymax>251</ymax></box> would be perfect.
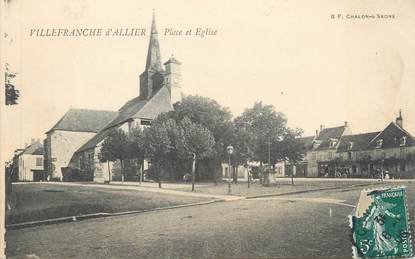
<box><xmin>143</xmin><ymin>119</ymin><xmax>178</xmax><ymax>188</ymax></box>
<box><xmin>129</xmin><ymin>127</ymin><xmax>146</xmax><ymax>181</ymax></box>
<box><xmin>233</xmin><ymin>102</ymin><xmax>303</xmax><ymax>184</ymax></box>
<box><xmin>169</xmin><ymin>95</ymin><xmax>233</xmax><ymax>181</ymax></box>
<box><xmin>98</xmin><ymin>129</ymin><xmax>130</xmax><ymax>182</ymax></box>
<box><xmin>180</xmin><ymin>117</ymin><xmax>215</xmax><ymax>190</ymax></box>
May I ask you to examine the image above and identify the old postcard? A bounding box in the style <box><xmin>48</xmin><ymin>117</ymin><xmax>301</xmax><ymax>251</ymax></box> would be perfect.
<box><xmin>1</xmin><ymin>1</ymin><xmax>414</xmax><ymax>258</ymax></box>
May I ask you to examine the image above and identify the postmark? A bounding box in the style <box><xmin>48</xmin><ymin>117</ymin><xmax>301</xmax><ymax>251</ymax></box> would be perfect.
<box><xmin>351</xmin><ymin>186</ymin><xmax>412</xmax><ymax>258</ymax></box>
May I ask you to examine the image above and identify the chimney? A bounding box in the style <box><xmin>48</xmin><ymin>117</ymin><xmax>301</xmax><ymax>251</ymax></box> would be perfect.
<box><xmin>396</xmin><ymin>109</ymin><xmax>403</xmax><ymax>128</ymax></box>
<box><xmin>344</xmin><ymin>121</ymin><xmax>348</xmax><ymax>127</ymax></box>
<box><xmin>320</xmin><ymin>124</ymin><xmax>324</xmax><ymax>132</ymax></box>
<box><xmin>315</xmin><ymin>130</ymin><xmax>319</xmax><ymax>137</ymax></box>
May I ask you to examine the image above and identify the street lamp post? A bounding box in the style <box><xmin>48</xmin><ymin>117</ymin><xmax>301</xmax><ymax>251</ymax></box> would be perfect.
<box><xmin>227</xmin><ymin>145</ymin><xmax>234</xmax><ymax>195</ymax></box>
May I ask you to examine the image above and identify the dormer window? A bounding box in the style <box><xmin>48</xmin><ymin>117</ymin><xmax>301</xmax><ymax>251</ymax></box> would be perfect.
<box><xmin>329</xmin><ymin>138</ymin><xmax>338</xmax><ymax>147</ymax></box>
<box><xmin>375</xmin><ymin>139</ymin><xmax>383</xmax><ymax>149</ymax></box>
<box><xmin>400</xmin><ymin>136</ymin><xmax>407</xmax><ymax>146</ymax></box>
<box><xmin>312</xmin><ymin>140</ymin><xmax>322</xmax><ymax>149</ymax></box>
<box><xmin>348</xmin><ymin>142</ymin><xmax>354</xmax><ymax>150</ymax></box>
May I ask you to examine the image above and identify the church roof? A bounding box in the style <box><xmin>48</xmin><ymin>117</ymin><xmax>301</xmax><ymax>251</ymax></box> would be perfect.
<box><xmin>75</xmin><ymin>127</ymin><xmax>113</xmax><ymax>153</ymax></box>
<box><xmin>46</xmin><ymin>108</ymin><xmax>116</xmax><ymax>133</ymax></box>
<box><xmin>76</xmin><ymin>86</ymin><xmax>173</xmax><ymax>153</ymax></box>
<box><xmin>103</xmin><ymin>86</ymin><xmax>173</xmax><ymax>130</ymax></box>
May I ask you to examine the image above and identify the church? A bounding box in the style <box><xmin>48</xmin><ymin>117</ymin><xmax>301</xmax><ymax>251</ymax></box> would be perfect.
<box><xmin>46</xmin><ymin>12</ymin><xmax>182</xmax><ymax>182</ymax></box>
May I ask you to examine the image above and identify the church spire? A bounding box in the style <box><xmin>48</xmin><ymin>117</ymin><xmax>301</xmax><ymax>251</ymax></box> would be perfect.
<box><xmin>145</xmin><ymin>10</ymin><xmax>163</xmax><ymax>71</ymax></box>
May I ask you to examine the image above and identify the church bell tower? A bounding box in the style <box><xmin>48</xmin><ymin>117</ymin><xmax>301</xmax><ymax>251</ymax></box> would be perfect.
<box><xmin>164</xmin><ymin>56</ymin><xmax>182</xmax><ymax>105</ymax></box>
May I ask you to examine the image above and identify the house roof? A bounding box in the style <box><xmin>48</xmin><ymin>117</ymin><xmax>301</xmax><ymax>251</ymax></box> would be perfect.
<box><xmin>23</xmin><ymin>141</ymin><xmax>44</xmax><ymax>155</ymax></box>
<box><xmin>47</xmin><ymin>108</ymin><xmax>116</xmax><ymax>133</ymax></box>
<box><xmin>76</xmin><ymin>86</ymin><xmax>173</xmax><ymax>153</ymax></box>
<box><xmin>337</xmin><ymin>132</ymin><xmax>380</xmax><ymax>152</ymax></box>
<box><xmin>297</xmin><ymin>136</ymin><xmax>315</xmax><ymax>151</ymax></box>
<box><xmin>313</xmin><ymin>125</ymin><xmax>347</xmax><ymax>150</ymax></box>
<box><xmin>367</xmin><ymin>122</ymin><xmax>415</xmax><ymax>149</ymax></box>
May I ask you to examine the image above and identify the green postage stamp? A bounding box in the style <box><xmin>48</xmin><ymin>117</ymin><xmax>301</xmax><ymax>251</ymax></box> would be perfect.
<box><xmin>351</xmin><ymin>186</ymin><xmax>413</xmax><ymax>258</ymax></box>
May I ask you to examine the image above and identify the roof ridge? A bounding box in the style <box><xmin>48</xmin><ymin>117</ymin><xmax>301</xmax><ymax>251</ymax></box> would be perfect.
<box><xmin>68</xmin><ymin>107</ymin><xmax>116</xmax><ymax>113</ymax></box>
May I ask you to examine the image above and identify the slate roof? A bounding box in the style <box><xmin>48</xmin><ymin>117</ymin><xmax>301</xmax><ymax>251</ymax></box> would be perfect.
<box><xmin>337</xmin><ymin>132</ymin><xmax>380</xmax><ymax>152</ymax></box>
<box><xmin>297</xmin><ymin>136</ymin><xmax>315</xmax><ymax>152</ymax></box>
<box><xmin>367</xmin><ymin>122</ymin><xmax>415</xmax><ymax>149</ymax></box>
<box><xmin>76</xmin><ymin>86</ymin><xmax>173</xmax><ymax>153</ymax></box>
<box><xmin>23</xmin><ymin>141</ymin><xmax>44</xmax><ymax>155</ymax></box>
<box><xmin>47</xmin><ymin>108</ymin><xmax>116</xmax><ymax>133</ymax></box>
<box><xmin>75</xmin><ymin>127</ymin><xmax>113</xmax><ymax>153</ymax></box>
<box><xmin>313</xmin><ymin>125</ymin><xmax>347</xmax><ymax>150</ymax></box>
<box><xmin>102</xmin><ymin>86</ymin><xmax>172</xmax><ymax>130</ymax></box>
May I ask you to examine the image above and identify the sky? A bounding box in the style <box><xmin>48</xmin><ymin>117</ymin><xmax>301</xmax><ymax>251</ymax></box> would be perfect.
<box><xmin>2</xmin><ymin>0</ymin><xmax>415</xmax><ymax>160</ymax></box>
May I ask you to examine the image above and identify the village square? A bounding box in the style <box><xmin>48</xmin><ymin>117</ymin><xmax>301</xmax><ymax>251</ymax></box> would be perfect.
<box><xmin>3</xmin><ymin>5</ymin><xmax>415</xmax><ymax>259</ymax></box>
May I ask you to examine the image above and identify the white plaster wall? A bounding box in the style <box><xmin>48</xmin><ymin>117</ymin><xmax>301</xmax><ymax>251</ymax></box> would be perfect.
<box><xmin>18</xmin><ymin>154</ymin><xmax>43</xmax><ymax>181</ymax></box>
<box><xmin>49</xmin><ymin>130</ymin><xmax>96</xmax><ymax>179</ymax></box>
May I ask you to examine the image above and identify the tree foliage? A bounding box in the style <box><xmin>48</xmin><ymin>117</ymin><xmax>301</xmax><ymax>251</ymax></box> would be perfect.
<box><xmin>98</xmin><ymin>129</ymin><xmax>130</xmax><ymax>181</ymax></box>
<box><xmin>233</xmin><ymin>102</ymin><xmax>288</xmax><ymax>164</ymax></box>
<box><xmin>181</xmin><ymin>116</ymin><xmax>215</xmax><ymax>160</ymax></box>
<box><xmin>5</xmin><ymin>63</ymin><xmax>20</xmax><ymax>105</ymax></box>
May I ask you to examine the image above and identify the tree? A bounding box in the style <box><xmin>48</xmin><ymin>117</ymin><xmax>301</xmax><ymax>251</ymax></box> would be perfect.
<box><xmin>129</xmin><ymin>127</ymin><xmax>146</xmax><ymax>183</ymax></box>
<box><xmin>168</xmin><ymin>95</ymin><xmax>234</xmax><ymax>181</ymax></box>
<box><xmin>98</xmin><ymin>129</ymin><xmax>130</xmax><ymax>182</ymax></box>
<box><xmin>271</xmin><ymin>128</ymin><xmax>304</xmax><ymax>185</ymax></box>
<box><xmin>143</xmin><ymin>119</ymin><xmax>178</xmax><ymax>188</ymax></box>
<box><xmin>5</xmin><ymin>63</ymin><xmax>20</xmax><ymax>105</ymax></box>
<box><xmin>180</xmin><ymin>117</ymin><xmax>215</xmax><ymax>191</ymax></box>
<box><xmin>234</xmin><ymin>102</ymin><xmax>288</xmax><ymax>184</ymax></box>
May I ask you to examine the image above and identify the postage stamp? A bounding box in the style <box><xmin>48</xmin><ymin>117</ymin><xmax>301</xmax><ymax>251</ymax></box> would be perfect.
<box><xmin>351</xmin><ymin>186</ymin><xmax>413</xmax><ymax>258</ymax></box>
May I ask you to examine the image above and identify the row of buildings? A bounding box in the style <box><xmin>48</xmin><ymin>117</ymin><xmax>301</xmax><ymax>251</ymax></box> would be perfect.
<box><xmin>224</xmin><ymin>113</ymin><xmax>415</xmax><ymax>182</ymax></box>
<box><xmin>8</xmin><ymin>13</ymin><xmax>415</xmax><ymax>182</ymax></box>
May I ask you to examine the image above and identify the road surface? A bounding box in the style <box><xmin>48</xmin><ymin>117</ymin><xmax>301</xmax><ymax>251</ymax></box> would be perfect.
<box><xmin>6</xmin><ymin>184</ymin><xmax>415</xmax><ymax>258</ymax></box>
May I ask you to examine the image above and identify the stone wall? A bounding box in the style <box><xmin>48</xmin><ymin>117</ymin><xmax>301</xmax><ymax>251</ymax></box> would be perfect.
<box><xmin>47</xmin><ymin>130</ymin><xmax>95</xmax><ymax>180</ymax></box>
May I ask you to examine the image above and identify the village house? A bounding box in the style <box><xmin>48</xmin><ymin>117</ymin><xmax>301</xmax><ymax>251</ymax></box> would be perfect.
<box><xmin>13</xmin><ymin>140</ymin><xmax>45</xmax><ymax>181</ymax></box>
<box><xmin>306</xmin><ymin>122</ymin><xmax>352</xmax><ymax>177</ymax></box>
<box><xmin>44</xmin><ymin>108</ymin><xmax>116</xmax><ymax>180</ymax></box>
<box><xmin>69</xmin><ymin>12</ymin><xmax>182</xmax><ymax>182</ymax></box>
<box><xmin>305</xmin><ymin>111</ymin><xmax>415</xmax><ymax>178</ymax></box>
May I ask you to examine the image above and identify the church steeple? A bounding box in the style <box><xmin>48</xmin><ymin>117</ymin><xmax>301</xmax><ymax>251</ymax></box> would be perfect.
<box><xmin>139</xmin><ymin>11</ymin><xmax>165</xmax><ymax>99</ymax></box>
<box><xmin>145</xmin><ymin>10</ymin><xmax>163</xmax><ymax>72</ymax></box>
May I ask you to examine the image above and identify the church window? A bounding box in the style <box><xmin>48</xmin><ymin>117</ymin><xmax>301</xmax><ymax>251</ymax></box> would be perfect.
<box><xmin>375</xmin><ymin>139</ymin><xmax>383</xmax><ymax>149</ymax></box>
<box><xmin>400</xmin><ymin>136</ymin><xmax>407</xmax><ymax>146</ymax></box>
